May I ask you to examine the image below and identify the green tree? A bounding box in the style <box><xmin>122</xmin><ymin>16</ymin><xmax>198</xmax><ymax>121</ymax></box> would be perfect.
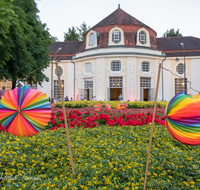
<box><xmin>77</xmin><ymin>21</ymin><xmax>90</xmax><ymax>41</ymax></box>
<box><xmin>64</xmin><ymin>27</ymin><xmax>79</xmax><ymax>41</ymax></box>
<box><xmin>163</xmin><ymin>28</ymin><xmax>182</xmax><ymax>37</ymax></box>
<box><xmin>0</xmin><ymin>0</ymin><xmax>53</xmax><ymax>88</ymax></box>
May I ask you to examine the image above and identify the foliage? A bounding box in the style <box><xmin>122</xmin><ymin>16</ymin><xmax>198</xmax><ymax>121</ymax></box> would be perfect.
<box><xmin>55</xmin><ymin>101</ymin><xmax>168</xmax><ymax>109</ymax></box>
<box><xmin>64</xmin><ymin>26</ymin><xmax>79</xmax><ymax>41</ymax></box>
<box><xmin>163</xmin><ymin>28</ymin><xmax>182</xmax><ymax>37</ymax></box>
<box><xmin>64</xmin><ymin>21</ymin><xmax>90</xmax><ymax>41</ymax></box>
<box><xmin>0</xmin><ymin>0</ymin><xmax>53</xmax><ymax>87</ymax></box>
<box><xmin>77</xmin><ymin>21</ymin><xmax>90</xmax><ymax>41</ymax></box>
<box><xmin>1</xmin><ymin>125</ymin><xmax>200</xmax><ymax>189</ymax></box>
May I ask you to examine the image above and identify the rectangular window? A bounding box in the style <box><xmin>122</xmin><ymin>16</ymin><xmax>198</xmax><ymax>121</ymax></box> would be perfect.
<box><xmin>140</xmin><ymin>77</ymin><xmax>151</xmax><ymax>88</ymax></box>
<box><xmin>54</xmin><ymin>80</ymin><xmax>64</xmax><ymax>99</ymax></box>
<box><xmin>84</xmin><ymin>78</ymin><xmax>93</xmax><ymax>89</ymax></box>
<box><xmin>110</xmin><ymin>77</ymin><xmax>123</xmax><ymax>88</ymax></box>
<box><xmin>0</xmin><ymin>80</ymin><xmax>12</xmax><ymax>91</ymax></box>
<box><xmin>85</xmin><ymin>63</ymin><xmax>92</xmax><ymax>73</ymax></box>
<box><xmin>111</xmin><ymin>61</ymin><xmax>121</xmax><ymax>71</ymax></box>
<box><xmin>175</xmin><ymin>78</ymin><xmax>187</xmax><ymax>95</ymax></box>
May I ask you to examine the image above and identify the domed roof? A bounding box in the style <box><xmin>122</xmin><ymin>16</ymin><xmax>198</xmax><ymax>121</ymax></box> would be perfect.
<box><xmin>91</xmin><ymin>7</ymin><xmax>151</xmax><ymax>29</ymax></box>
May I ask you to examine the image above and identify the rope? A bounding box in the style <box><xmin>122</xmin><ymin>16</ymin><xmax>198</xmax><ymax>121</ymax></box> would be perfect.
<box><xmin>160</xmin><ymin>66</ymin><xmax>199</xmax><ymax>93</ymax></box>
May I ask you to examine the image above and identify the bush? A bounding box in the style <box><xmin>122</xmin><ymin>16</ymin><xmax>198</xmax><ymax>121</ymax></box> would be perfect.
<box><xmin>55</xmin><ymin>101</ymin><xmax>168</xmax><ymax>109</ymax></box>
<box><xmin>0</xmin><ymin>125</ymin><xmax>199</xmax><ymax>189</ymax></box>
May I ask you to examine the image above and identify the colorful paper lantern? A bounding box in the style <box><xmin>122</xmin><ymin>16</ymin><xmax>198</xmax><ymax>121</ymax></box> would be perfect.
<box><xmin>93</xmin><ymin>104</ymin><xmax>101</xmax><ymax>112</ymax></box>
<box><xmin>0</xmin><ymin>85</ymin><xmax>51</xmax><ymax>137</ymax></box>
<box><xmin>120</xmin><ymin>102</ymin><xmax>128</xmax><ymax>110</ymax></box>
<box><xmin>116</xmin><ymin>104</ymin><xmax>122</xmax><ymax>110</ymax></box>
<box><xmin>105</xmin><ymin>104</ymin><xmax>111</xmax><ymax>111</ymax></box>
<box><xmin>97</xmin><ymin>103</ymin><xmax>102</xmax><ymax>108</ymax></box>
<box><xmin>165</xmin><ymin>91</ymin><xmax>200</xmax><ymax>145</ymax></box>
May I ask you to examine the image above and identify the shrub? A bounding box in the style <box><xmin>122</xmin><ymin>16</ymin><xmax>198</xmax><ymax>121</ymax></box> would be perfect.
<box><xmin>55</xmin><ymin>101</ymin><xmax>168</xmax><ymax>109</ymax></box>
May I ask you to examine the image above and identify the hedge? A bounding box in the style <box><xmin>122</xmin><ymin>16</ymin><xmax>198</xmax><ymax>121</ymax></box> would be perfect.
<box><xmin>55</xmin><ymin>101</ymin><xmax>168</xmax><ymax>109</ymax></box>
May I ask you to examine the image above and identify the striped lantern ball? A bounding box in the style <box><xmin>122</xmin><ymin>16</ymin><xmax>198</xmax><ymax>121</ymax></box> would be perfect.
<box><xmin>121</xmin><ymin>102</ymin><xmax>128</xmax><ymax>110</ymax></box>
<box><xmin>93</xmin><ymin>104</ymin><xmax>101</xmax><ymax>112</ymax></box>
<box><xmin>97</xmin><ymin>103</ymin><xmax>102</xmax><ymax>108</ymax></box>
<box><xmin>105</xmin><ymin>104</ymin><xmax>111</xmax><ymax>111</ymax></box>
<box><xmin>116</xmin><ymin>104</ymin><xmax>122</xmax><ymax>110</ymax></box>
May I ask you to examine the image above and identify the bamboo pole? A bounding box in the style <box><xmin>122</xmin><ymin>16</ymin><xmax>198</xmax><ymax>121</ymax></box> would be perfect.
<box><xmin>55</xmin><ymin>60</ymin><xmax>75</xmax><ymax>175</ymax></box>
<box><xmin>143</xmin><ymin>63</ymin><xmax>161</xmax><ymax>190</ymax></box>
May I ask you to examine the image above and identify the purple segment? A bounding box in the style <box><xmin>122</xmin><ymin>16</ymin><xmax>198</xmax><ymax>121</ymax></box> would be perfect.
<box><xmin>17</xmin><ymin>87</ymin><xmax>21</xmax><ymax>105</ymax></box>
<box><xmin>20</xmin><ymin>87</ymin><xmax>30</xmax><ymax>106</ymax></box>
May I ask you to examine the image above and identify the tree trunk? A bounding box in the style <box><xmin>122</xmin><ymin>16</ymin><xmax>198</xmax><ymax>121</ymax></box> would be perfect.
<box><xmin>12</xmin><ymin>81</ymin><xmax>16</xmax><ymax>89</ymax></box>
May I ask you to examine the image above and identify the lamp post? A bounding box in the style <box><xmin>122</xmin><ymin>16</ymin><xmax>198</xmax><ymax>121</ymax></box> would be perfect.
<box><xmin>51</xmin><ymin>59</ymin><xmax>53</xmax><ymax>101</ymax></box>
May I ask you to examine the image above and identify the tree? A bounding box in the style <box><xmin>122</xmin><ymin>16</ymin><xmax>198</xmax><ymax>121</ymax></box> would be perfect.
<box><xmin>64</xmin><ymin>27</ymin><xmax>79</xmax><ymax>41</ymax></box>
<box><xmin>77</xmin><ymin>21</ymin><xmax>90</xmax><ymax>41</ymax></box>
<box><xmin>0</xmin><ymin>0</ymin><xmax>53</xmax><ymax>88</ymax></box>
<box><xmin>163</xmin><ymin>28</ymin><xmax>182</xmax><ymax>37</ymax></box>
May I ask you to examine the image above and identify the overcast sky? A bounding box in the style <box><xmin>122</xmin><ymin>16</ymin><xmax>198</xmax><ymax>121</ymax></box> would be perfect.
<box><xmin>36</xmin><ymin>0</ymin><xmax>200</xmax><ymax>42</ymax></box>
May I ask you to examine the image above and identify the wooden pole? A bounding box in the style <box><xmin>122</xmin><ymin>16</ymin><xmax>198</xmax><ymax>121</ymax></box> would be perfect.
<box><xmin>55</xmin><ymin>60</ymin><xmax>75</xmax><ymax>175</ymax></box>
<box><xmin>143</xmin><ymin>63</ymin><xmax>161</xmax><ymax>190</ymax></box>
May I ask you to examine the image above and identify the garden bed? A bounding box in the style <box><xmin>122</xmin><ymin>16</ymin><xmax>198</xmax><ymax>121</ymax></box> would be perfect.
<box><xmin>0</xmin><ymin>125</ymin><xmax>199</xmax><ymax>189</ymax></box>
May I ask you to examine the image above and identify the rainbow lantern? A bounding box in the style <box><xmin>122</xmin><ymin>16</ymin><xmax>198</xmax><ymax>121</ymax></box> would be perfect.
<box><xmin>116</xmin><ymin>104</ymin><xmax>122</xmax><ymax>110</ymax></box>
<box><xmin>97</xmin><ymin>103</ymin><xmax>102</xmax><ymax>108</ymax></box>
<box><xmin>93</xmin><ymin>104</ymin><xmax>101</xmax><ymax>112</ymax></box>
<box><xmin>165</xmin><ymin>91</ymin><xmax>200</xmax><ymax>145</ymax></box>
<box><xmin>120</xmin><ymin>102</ymin><xmax>128</xmax><ymax>110</ymax></box>
<box><xmin>0</xmin><ymin>85</ymin><xmax>51</xmax><ymax>137</ymax></box>
<box><xmin>105</xmin><ymin>104</ymin><xmax>111</xmax><ymax>111</ymax></box>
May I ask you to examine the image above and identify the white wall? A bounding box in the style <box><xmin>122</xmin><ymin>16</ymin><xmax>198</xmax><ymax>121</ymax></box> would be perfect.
<box><xmin>191</xmin><ymin>58</ymin><xmax>200</xmax><ymax>94</ymax></box>
<box><xmin>67</xmin><ymin>63</ymin><xmax>75</xmax><ymax>100</ymax></box>
<box><xmin>163</xmin><ymin>60</ymin><xmax>172</xmax><ymax>101</ymax></box>
<box><xmin>40</xmin><ymin>66</ymin><xmax>51</xmax><ymax>98</ymax></box>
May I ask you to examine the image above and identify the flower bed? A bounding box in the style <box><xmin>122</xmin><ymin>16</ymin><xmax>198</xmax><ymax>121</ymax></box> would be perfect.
<box><xmin>1</xmin><ymin>125</ymin><xmax>200</xmax><ymax>189</ymax></box>
<box><xmin>47</xmin><ymin>110</ymin><xmax>165</xmax><ymax>130</ymax></box>
<box><xmin>55</xmin><ymin>101</ymin><xmax>168</xmax><ymax>109</ymax></box>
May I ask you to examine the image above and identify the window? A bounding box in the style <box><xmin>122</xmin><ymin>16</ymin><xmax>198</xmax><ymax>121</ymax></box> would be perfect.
<box><xmin>84</xmin><ymin>79</ymin><xmax>93</xmax><ymax>89</ymax></box>
<box><xmin>89</xmin><ymin>33</ymin><xmax>95</xmax><ymax>46</ymax></box>
<box><xmin>139</xmin><ymin>31</ymin><xmax>146</xmax><ymax>44</ymax></box>
<box><xmin>54</xmin><ymin>80</ymin><xmax>64</xmax><ymax>98</ymax></box>
<box><xmin>110</xmin><ymin>77</ymin><xmax>123</xmax><ymax>88</ymax></box>
<box><xmin>140</xmin><ymin>77</ymin><xmax>151</xmax><ymax>88</ymax></box>
<box><xmin>142</xmin><ymin>62</ymin><xmax>150</xmax><ymax>72</ymax></box>
<box><xmin>175</xmin><ymin>78</ymin><xmax>187</xmax><ymax>95</ymax></box>
<box><xmin>112</xmin><ymin>30</ymin><xmax>121</xmax><ymax>43</ymax></box>
<box><xmin>85</xmin><ymin>63</ymin><xmax>92</xmax><ymax>73</ymax></box>
<box><xmin>28</xmin><ymin>83</ymin><xmax>37</xmax><ymax>89</ymax></box>
<box><xmin>176</xmin><ymin>63</ymin><xmax>185</xmax><ymax>74</ymax></box>
<box><xmin>55</xmin><ymin>66</ymin><xmax>63</xmax><ymax>76</ymax></box>
<box><xmin>111</xmin><ymin>61</ymin><xmax>121</xmax><ymax>71</ymax></box>
<box><xmin>0</xmin><ymin>80</ymin><xmax>12</xmax><ymax>91</ymax></box>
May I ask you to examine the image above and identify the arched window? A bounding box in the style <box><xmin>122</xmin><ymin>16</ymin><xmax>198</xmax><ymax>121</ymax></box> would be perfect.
<box><xmin>141</xmin><ymin>62</ymin><xmax>150</xmax><ymax>72</ymax></box>
<box><xmin>85</xmin><ymin>63</ymin><xmax>92</xmax><ymax>73</ymax></box>
<box><xmin>112</xmin><ymin>30</ymin><xmax>121</xmax><ymax>43</ymax></box>
<box><xmin>89</xmin><ymin>33</ymin><xmax>95</xmax><ymax>46</ymax></box>
<box><xmin>139</xmin><ymin>31</ymin><xmax>146</xmax><ymax>44</ymax></box>
<box><xmin>176</xmin><ymin>63</ymin><xmax>185</xmax><ymax>74</ymax></box>
<box><xmin>55</xmin><ymin>66</ymin><xmax>63</xmax><ymax>76</ymax></box>
<box><xmin>111</xmin><ymin>61</ymin><xmax>121</xmax><ymax>71</ymax></box>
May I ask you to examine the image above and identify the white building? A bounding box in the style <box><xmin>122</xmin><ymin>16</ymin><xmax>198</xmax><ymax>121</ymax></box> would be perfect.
<box><xmin>41</xmin><ymin>6</ymin><xmax>200</xmax><ymax>101</ymax></box>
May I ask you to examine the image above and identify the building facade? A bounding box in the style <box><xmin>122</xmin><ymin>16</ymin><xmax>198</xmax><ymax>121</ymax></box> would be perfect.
<box><xmin>47</xmin><ymin>7</ymin><xmax>200</xmax><ymax>101</ymax></box>
<box><xmin>3</xmin><ymin>6</ymin><xmax>200</xmax><ymax>101</ymax></box>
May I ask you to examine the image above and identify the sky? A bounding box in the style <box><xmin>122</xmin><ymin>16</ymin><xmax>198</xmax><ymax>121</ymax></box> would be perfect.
<box><xmin>36</xmin><ymin>0</ymin><xmax>200</xmax><ymax>42</ymax></box>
